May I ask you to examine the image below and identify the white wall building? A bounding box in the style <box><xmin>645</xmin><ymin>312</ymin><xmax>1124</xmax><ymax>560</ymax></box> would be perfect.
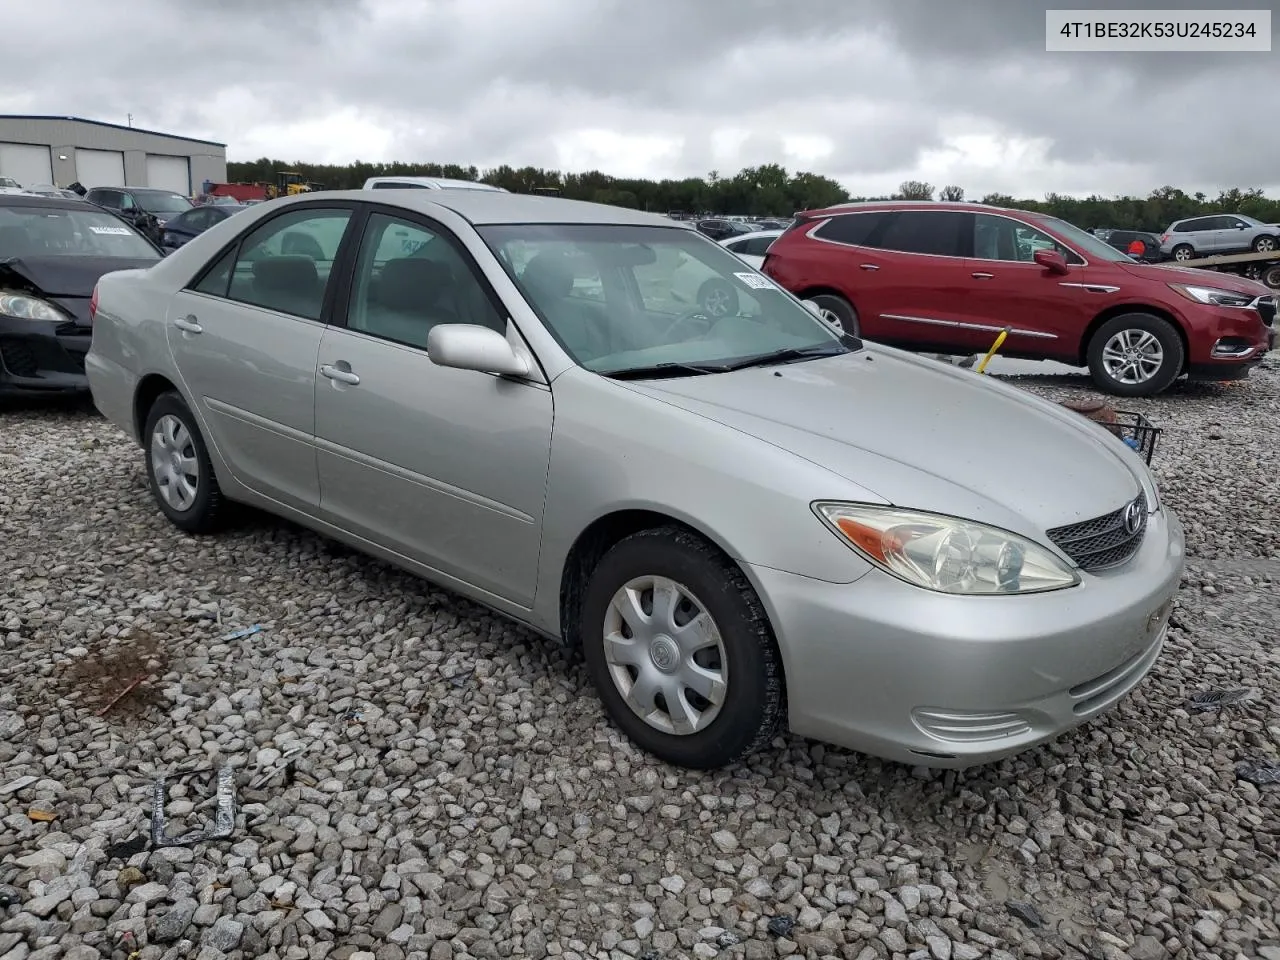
<box><xmin>0</xmin><ymin>115</ymin><xmax>227</xmax><ymax>196</ymax></box>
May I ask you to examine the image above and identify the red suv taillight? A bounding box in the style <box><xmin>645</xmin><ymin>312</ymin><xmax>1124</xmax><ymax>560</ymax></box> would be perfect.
<box><xmin>1159</xmin><ymin>234</ymin><xmax>1170</xmax><ymax>244</ymax></box>
<box><xmin>89</xmin><ymin>285</ymin><xmax>99</xmax><ymax>324</ymax></box>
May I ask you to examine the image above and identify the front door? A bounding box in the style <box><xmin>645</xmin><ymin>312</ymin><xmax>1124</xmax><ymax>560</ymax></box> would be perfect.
<box><xmin>166</xmin><ymin>204</ymin><xmax>356</xmax><ymax>510</ymax></box>
<box><xmin>312</xmin><ymin>209</ymin><xmax>553</xmax><ymax>607</ymax></box>
<box><xmin>961</xmin><ymin>213</ymin><xmax>1095</xmax><ymax>359</ymax></box>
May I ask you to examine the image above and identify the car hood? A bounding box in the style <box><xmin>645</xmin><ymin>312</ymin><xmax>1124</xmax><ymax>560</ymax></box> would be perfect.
<box><xmin>1121</xmin><ymin>260</ymin><xmax>1272</xmax><ymax>297</ymax></box>
<box><xmin>0</xmin><ymin>256</ymin><xmax>160</xmax><ymax>325</ymax></box>
<box><xmin>622</xmin><ymin>346</ymin><xmax>1146</xmax><ymax>541</ymax></box>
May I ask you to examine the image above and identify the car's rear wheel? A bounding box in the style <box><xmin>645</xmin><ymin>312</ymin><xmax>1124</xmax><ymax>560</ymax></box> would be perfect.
<box><xmin>1252</xmin><ymin>235</ymin><xmax>1278</xmax><ymax>253</ymax></box>
<box><xmin>1171</xmin><ymin>243</ymin><xmax>1196</xmax><ymax>262</ymax></box>
<box><xmin>143</xmin><ymin>391</ymin><xmax>225</xmax><ymax>534</ymax></box>
<box><xmin>805</xmin><ymin>294</ymin><xmax>861</xmax><ymax>336</ymax></box>
<box><xmin>579</xmin><ymin>527</ymin><xmax>785</xmax><ymax>769</ymax></box>
<box><xmin>1087</xmin><ymin>313</ymin><xmax>1184</xmax><ymax>397</ymax></box>
<box><xmin>696</xmin><ymin>279</ymin><xmax>739</xmax><ymax>318</ymax></box>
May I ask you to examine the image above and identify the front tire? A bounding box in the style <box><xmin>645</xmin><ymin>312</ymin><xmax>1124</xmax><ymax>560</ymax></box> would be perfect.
<box><xmin>579</xmin><ymin>527</ymin><xmax>785</xmax><ymax>769</ymax></box>
<box><xmin>1171</xmin><ymin>243</ymin><xmax>1196</xmax><ymax>262</ymax></box>
<box><xmin>142</xmin><ymin>391</ymin><xmax>226</xmax><ymax>534</ymax></box>
<box><xmin>1087</xmin><ymin>313</ymin><xmax>1184</xmax><ymax>397</ymax></box>
<box><xmin>805</xmin><ymin>294</ymin><xmax>861</xmax><ymax>336</ymax></box>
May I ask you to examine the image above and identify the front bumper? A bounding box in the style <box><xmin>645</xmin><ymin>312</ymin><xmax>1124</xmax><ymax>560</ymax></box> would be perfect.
<box><xmin>1185</xmin><ymin>299</ymin><xmax>1274</xmax><ymax>380</ymax></box>
<box><xmin>0</xmin><ymin>316</ymin><xmax>91</xmax><ymax>395</ymax></box>
<box><xmin>749</xmin><ymin>505</ymin><xmax>1185</xmax><ymax>768</ymax></box>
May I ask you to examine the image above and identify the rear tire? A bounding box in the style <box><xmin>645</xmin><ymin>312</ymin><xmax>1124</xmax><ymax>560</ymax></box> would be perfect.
<box><xmin>1171</xmin><ymin>244</ymin><xmax>1196</xmax><ymax>262</ymax></box>
<box><xmin>142</xmin><ymin>392</ymin><xmax>226</xmax><ymax>534</ymax></box>
<box><xmin>1253</xmin><ymin>235</ymin><xmax>1278</xmax><ymax>254</ymax></box>
<box><xmin>579</xmin><ymin>527</ymin><xmax>785</xmax><ymax>769</ymax></box>
<box><xmin>1262</xmin><ymin>264</ymin><xmax>1280</xmax><ymax>290</ymax></box>
<box><xmin>805</xmin><ymin>294</ymin><xmax>861</xmax><ymax>336</ymax></box>
<box><xmin>1087</xmin><ymin>313</ymin><xmax>1184</xmax><ymax>398</ymax></box>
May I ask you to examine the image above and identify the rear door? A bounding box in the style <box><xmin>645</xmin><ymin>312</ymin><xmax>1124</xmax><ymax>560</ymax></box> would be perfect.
<box><xmin>962</xmin><ymin>213</ymin><xmax>1094</xmax><ymax>357</ymax></box>
<box><xmin>850</xmin><ymin>209</ymin><xmax>978</xmax><ymax>351</ymax></box>
<box><xmin>165</xmin><ymin>203</ymin><xmax>358</xmax><ymax>511</ymax></box>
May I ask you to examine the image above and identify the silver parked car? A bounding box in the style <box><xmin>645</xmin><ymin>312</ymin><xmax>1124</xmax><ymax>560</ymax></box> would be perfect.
<box><xmin>1160</xmin><ymin>213</ymin><xmax>1280</xmax><ymax>261</ymax></box>
<box><xmin>85</xmin><ymin>190</ymin><xmax>1184</xmax><ymax>770</ymax></box>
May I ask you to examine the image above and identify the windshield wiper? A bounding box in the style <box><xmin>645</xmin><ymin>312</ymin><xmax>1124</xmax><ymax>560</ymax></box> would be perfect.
<box><xmin>716</xmin><ymin>343</ymin><xmax>849</xmax><ymax>372</ymax></box>
<box><xmin>602</xmin><ymin>361</ymin><xmax>731</xmax><ymax>380</ymax></box>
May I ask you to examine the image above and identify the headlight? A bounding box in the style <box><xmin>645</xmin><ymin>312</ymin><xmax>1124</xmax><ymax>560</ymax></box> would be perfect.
<box><xmin>0</xmin><ymin>292</ymin><xmax>66</xmax><ymax>323</ymax></box>
<box><xmin>813</xmin><ymin>502</ymin><xmax>1081</xmax><ymax>595</ymax></box>
<box><xmin>1168</xmin><ymin>283</ymin><xmax>1254</xmax><ymax>308</ymax></box>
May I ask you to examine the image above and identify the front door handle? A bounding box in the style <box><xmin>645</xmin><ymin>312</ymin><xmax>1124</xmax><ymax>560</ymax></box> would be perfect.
<box><xmin>972</xmin><ymin>272</ymin><xmax>994</xmax><ymax>279</ymax></box>
<box><xmin>320</xmin><ymin>363</ymin><xmax>360</xmax><ymax>386</ymax></box>
<box><xmin>858</xmin><ymin>263</ymin><xmax>880</xmax><ymax>271</ymax></box>
<box><xmin>173</xmin><ymin>315</ymin><xmax>203</xmax><ymax>333</ymax></box>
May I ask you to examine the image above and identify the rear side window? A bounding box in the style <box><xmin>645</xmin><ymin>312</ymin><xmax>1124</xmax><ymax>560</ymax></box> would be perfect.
<box><xmin>875</xmin><ymin>211</ymin><xmax>968</xmax><ymax>257</ymax></box>
<box><xmin>812</xmin><ymin>212</ymin><xmax>887</xmax><ymax>246</ymax></box>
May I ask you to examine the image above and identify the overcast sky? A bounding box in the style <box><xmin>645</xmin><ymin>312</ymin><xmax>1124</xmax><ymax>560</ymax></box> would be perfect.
<box><xmin>4</xmin><ymin>0</ymin><xmax>1277</xmax><ymax>198</ymax></box>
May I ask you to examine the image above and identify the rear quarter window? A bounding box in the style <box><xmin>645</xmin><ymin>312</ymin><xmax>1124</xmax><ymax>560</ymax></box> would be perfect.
<box><xmin>811</xmin><ymin>212</ymin><xmax>888</xmax><ymax>246</ymax></box>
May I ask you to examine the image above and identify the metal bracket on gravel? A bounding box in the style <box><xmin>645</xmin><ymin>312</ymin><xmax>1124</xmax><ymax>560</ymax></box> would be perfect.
<box><xmin>150</xmin><ymin>765</ymin><xmax>236</xmax><ymax>848</ymax></box>
<box><xmin>1187</xmin><ymin>688</ymin><xmax>1258</xmax><ymax>712</ymax></box>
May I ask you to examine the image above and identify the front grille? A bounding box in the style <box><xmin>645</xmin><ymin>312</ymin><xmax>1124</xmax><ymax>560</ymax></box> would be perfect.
<box><xmin>1254</xmin><ymin>296</ymin><xmax>1277</xmax><ymax>327</ymax></box>
<box><xmin>1046</xmin><ymin>494</ymin><xmax>1148</xmax><ymax>571</ymax></box>
<box><xmin>0</xmin><ymin>339</ymin><xmax>39</xmax><ymax>378</ymax></box>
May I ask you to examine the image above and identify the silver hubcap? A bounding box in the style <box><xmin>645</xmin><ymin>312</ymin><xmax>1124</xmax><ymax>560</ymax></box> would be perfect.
<box><xmin>150</xmin><ymin>414</ymin><xmax>199</xmax><ymax>511</ymax></box>
<box><xmin>1258</xmin><ymin>238</ymin><xmax>1276</xmax><ymax>252</ymax></box>
<box><xmin>1175</xmin><ymin>247</ymin><xmax>1193</xmax><ymax>261</ymax></box>
<box><xmin>602</xmin><ymin>575</ymin><xmax>728</xmax><ymax>736</ymax></box>
<box><xmin>819</xmin><ymin>308</ymin><xmax>844</xmax><ymax>330</ymax></box>
<box><xmin>1102</xmin><ymin>329</ymin><xmax>1164</xmax><ymax>384</ymax></box>
<box><xmin>702</xmin><ymin>287</ymin><xmax>732</xmax><ymax>317</ymax></box>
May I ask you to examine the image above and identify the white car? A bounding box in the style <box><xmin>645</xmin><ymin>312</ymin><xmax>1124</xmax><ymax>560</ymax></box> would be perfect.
<box><xmin>719</xmin><ymin>229</ymin><xmax>783</xmax><ymax>268</ymax></box>
<box><xmin>362</xmin><ymin>176</ymin><xmax>507</xmax><ymax>192</ymax></box>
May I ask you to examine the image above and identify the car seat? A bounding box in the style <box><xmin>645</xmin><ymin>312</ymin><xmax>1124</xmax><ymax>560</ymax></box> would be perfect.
<box><xmin>280</xmin><ymin>230</ymin><xmax>325</xmax><ymax>260</ymax></box>
<box><xmin>362</xmin><ymin>257</ymin><xmax>459</xmax><ymax>348</ymax></box>
<box><xmin>251</xmin><ymin>256</ymin><xmax>322</xmax><ymax>318</ymax></box>
<box><xmin>520</xmin><ymin>253</ymin><xmax>610</xmax><ymax>359</ymax></box>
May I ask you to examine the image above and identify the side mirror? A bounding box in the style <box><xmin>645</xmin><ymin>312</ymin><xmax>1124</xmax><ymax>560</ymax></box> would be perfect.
<box><xmin>427</xmin><ymin>324</ymin><xmax>530</xmax><ymax>377</ymax></box>
<box><xmin>1033</xmin><ymin>248</ymin><xmax>1069</xmax><ymax>274</ymax></box>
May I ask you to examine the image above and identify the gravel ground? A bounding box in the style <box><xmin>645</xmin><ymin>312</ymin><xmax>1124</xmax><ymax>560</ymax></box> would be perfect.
<box><xmin>0</xmin><ymin>358</ymin><xmax>1277</xmax><ymax>960</ymax></box>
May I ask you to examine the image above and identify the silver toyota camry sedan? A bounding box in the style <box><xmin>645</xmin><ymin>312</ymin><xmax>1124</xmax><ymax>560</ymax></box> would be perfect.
<box><xmin>84</xmin><ymin>190</ymin><xmax>1184</xmax><ymax>770</ymax></box>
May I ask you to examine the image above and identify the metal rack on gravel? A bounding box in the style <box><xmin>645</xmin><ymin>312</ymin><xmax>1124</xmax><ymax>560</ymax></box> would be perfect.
<box><xmin>1098</xmin><ymin>410</ymin><xmax>1162</xmax><ymax>465</ymax></box>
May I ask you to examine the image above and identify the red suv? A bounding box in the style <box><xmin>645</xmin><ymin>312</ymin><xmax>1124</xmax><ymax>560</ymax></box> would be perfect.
<box><xmin>762</xmin><ymin>201</ymin><xmax>1277</xmax><ymax>396</ymax></box>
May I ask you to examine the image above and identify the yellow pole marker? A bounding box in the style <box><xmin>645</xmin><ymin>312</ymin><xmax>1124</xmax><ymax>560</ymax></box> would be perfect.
<box><xmin>975</xmin><ymin>327</ymin><xmax>1011</xmax><ymax>374</ymax></box>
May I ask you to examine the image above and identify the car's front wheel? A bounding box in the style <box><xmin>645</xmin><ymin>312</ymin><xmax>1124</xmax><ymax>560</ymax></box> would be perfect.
<box><xmin>1252</xmin><ymin>235</ymin><xmax>1278</xmax><ymax>253</ymax></box>
<box><xmin>579</xmin><ymin>527</ymin><xmax>785</xmax><ymax>769</ymax></box>
<box><xmin>1086</xmin><ymin>313</ymin><xmax>1184</xmax><ymax>397</ymax></box>
<box><xmin>143</xmin><ymin>391</ymin><xmax>226</xmax><ymax>534</ymax></box>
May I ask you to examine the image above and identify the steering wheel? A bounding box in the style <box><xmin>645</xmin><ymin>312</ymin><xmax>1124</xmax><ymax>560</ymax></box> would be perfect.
<box><xmin>664</xmin><ymin>309</ymin><xmax>717</xmax><ymax>341</ymax></box>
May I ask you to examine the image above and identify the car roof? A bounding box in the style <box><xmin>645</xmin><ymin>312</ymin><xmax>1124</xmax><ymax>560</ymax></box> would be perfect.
<box><xmin>281</xmin><ymin>189</ymin><xmax>684</xmax><ymax>228</ymax></box>
<box><xmin>724</xmin><ymin>229</ymin><xmax>783</xmax><ymax>242</ymax></box>
<box><xmin>0</xmin><ymin>193</ymin><xmax>95</xmax><ymax>211</ymax></box>
<box><xmin>364</xmin><ymin>176</ymin><xmax>504</xmax><ymax>190</ymax></box>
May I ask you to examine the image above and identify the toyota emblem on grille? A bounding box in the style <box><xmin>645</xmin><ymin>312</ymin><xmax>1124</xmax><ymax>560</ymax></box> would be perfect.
<box><xmin>1123</xmin><ymin>500</ymin><xmax>1143</xmax><ymax>535</ymax></box>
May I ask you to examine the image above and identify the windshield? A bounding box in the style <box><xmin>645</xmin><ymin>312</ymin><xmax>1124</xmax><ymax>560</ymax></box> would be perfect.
<box><xmin>0</xmin><ymin>205</ymin><xmax>160</xmax><ymax>259</ymax></box>
<box><xmin>1036</xmin><ymin>215</ymin><xmax>1133</xmax><ymax>263</ymax></box>
<box><xmin>137</xmin><ymin>192</ymin><xmax>193</xmax><ymax>214</ymax></box>
<box><xmin>478</xmin><ymin>223</ymin><xmax>850</xmax><ymax>375</ymax></box>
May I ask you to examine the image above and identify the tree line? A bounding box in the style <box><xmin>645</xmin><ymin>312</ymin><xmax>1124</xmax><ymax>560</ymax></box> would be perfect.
<box><xmin>224</xmin><ymin>157</ymin><xmax>1280</xmax><ymax>231</ymax></box>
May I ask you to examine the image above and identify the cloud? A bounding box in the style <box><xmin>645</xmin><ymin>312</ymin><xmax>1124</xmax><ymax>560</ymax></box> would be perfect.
<box><xmin>2</xmin><ymin>0</ymin><xmax>1276</xmax><ymax>199</ymax></box>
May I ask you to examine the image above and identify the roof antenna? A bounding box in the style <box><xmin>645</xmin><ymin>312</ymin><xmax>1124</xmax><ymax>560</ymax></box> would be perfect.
<box><xmin>127</xmin><ymin>113</ymin><xmax>133</xmax><ymax>127</ymax></box>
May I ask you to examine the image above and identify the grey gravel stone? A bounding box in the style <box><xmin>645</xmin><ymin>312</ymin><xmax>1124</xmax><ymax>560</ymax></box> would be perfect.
<box><xmin>1</xmin><ymin>364</ymin><xmax>1278</xmax><ymax>960</ymax></box>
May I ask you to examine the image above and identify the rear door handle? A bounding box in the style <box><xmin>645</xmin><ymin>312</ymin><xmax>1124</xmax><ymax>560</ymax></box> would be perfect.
<box><xmin>173</xmin><ymin>315</ymin><xmax>203</xmax><ymax>333</ymax></box>
<box><xmin>972</xmin><ymin>272</ymin><xmax>994</xmax><ymax>279</ymax></box>
<box><xmin>320</xmin><ymin>363</ymin><xmax>360</xmax><ymax>386</ymax></box>
<box><xmin>859</xmin><ymin>263</ymin><xmax>880</xmax><ymax>271</ymax></box>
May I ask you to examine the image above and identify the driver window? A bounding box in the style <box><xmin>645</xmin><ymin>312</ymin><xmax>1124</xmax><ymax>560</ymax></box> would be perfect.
<box><xmin>120</xmin><ymin>194</ymin><xmax>136</xmax><ymax>211</ymax></box>
<box><xmin>974</xmin><ymin>215</ymin><xmax>1076</xmax><ymax>264</ymax></box>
